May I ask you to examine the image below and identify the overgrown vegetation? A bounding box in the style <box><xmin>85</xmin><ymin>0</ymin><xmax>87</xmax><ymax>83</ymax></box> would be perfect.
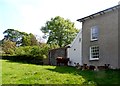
<box><xmin>1</xmin><ymin>60</ymin><xmax>120</xmax><ymax>85</ymax></box>
<box><xmin>1</xmin><ymin>43</ymin><xmax>59</xmax><ymax>64</ymax></box>
<box><xmin>0</xmin><ymin>28</ymin><xmax>60</xmax><ymax>64</ymax></box>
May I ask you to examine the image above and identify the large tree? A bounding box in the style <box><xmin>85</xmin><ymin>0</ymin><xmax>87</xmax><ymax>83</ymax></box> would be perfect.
<box><xmin>41</xmin><ymin>16</ymin><xmax>79</xmax><ymax>47</ymax></box>
<box><xmin>3</xmin><ymin>29</ymin><xmax>38</xmax><ymax>46</ymax></box>
<box><xmin>3</xmin><ymin>29</ymin><xmax>27</xmax><ymax>46</ymax></box>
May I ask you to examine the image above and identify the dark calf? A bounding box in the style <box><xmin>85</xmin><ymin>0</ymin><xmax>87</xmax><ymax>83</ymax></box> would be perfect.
<box><xmin>97</xmin><ymin>64</ymin><xmax>110</xmax><ymax>70</ymax></box>
<box><xmin>82</xmin><ymin>64</ymin><xmax>89</xmax><ymax>70</ymax></box>
<box><xmin>89</xmin><ymin>65</ymin><xmax>96</xmax><ymax>70</ymax></box>
<box><xmin>56</xmin><ymin>57</ymin><xmax>69</xmax><ymax>66</ymax></box>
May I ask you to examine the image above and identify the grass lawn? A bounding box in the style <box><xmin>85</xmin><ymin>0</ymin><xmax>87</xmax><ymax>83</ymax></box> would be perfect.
<box><xmin>1</xmin><ymin>59</ymin><xmax>120</xmax><ymax>85</ymax></box>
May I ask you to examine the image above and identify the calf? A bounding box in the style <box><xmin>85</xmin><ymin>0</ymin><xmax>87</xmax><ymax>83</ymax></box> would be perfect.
<box><xmin>82</xmin><ymin>64</ymin><xmax>89</xmax><ymax>70</ymax></box>
<box><xmin>89</xmin><ymin>65</ymin><xmax>96</xmax><ymax>70</ymax></box>
<box><xmin>97</xmin><ymin>64</ymin><xmax>110</xmax><ymax>70</ymax></box>
<box><xmin>56</xmin><ymin>57</ymin><xmax>69</xmax><ymax>66</ymax></box>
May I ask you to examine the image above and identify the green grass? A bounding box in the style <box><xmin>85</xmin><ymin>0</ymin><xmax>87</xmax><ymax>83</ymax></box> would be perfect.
<box><xmin>1</xmin><ymin>59</ymin><xmax>120</xmax><ymax>85</ymax></box>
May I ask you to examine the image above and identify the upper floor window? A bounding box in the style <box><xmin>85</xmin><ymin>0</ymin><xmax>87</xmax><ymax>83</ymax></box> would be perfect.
<box><xmin>91</xmin><ymin>26</ymin><xmax>99</xmax><ymax>41</ymax></box>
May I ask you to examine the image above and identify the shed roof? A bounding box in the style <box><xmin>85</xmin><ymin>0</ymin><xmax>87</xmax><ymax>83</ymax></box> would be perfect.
<box><xmin>77</xmin><ymin>5</ymin><xmax>120</xmax><ymax>22</ymax></box>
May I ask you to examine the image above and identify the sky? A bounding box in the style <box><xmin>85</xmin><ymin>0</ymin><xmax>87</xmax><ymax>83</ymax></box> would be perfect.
<box><xmin>0</xmin><ymin>0</ymin><xmax>120</xmax><ymax>41</ymax></box>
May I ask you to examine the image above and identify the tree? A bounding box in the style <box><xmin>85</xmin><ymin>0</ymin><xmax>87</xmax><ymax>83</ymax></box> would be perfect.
<box><xmin>3</xmin><ymin>29</ymin><xmax>27</xmax><ymax>46</ymax></box>
<box><xmin>29</xmin><ymin>33</ymin><xmax>38</xmax><ymax>46</ymax></box>
<box><xmin>22</xmin><ymin>35</ymin><xmax>31</xmax><ymax>46</ymax></box>
<box><xmin>3</xmin><ymin>29</ymin><xmax>38</xmax><ymax>46</ymax></box>
<box><xmin>41</xmin><ymin>16</ymin><xmax>79</xmax><ymax>47</ymax></box>
<box><xmin>22</xmin><ymin>33</ymin><xmax>38</xmax><ymax>46</ymax></box>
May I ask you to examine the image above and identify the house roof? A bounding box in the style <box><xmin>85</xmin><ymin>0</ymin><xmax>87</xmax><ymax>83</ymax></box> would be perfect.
<box><xmin>77</xmin><ymin>5</ymin><xmax>120</xmax><ymax>22</ymax></box>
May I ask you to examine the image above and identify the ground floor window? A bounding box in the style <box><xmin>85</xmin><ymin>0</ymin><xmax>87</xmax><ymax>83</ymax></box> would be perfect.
<box><xmin>90</xmin><ymin>46</ymin><xmax>99</xmax><ymax>60</ymax></box>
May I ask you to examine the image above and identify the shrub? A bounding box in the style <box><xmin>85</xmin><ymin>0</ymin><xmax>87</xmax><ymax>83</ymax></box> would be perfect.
<box><xmin>14</xmin><ymin>45</ymin><xmax>49</xmax><ymax>62</ymax></box>
<box><xmin>2</xmin><ymin>43</ymin><xmax>59</xmax><ymax>64</ymax></box>
<box><xmin>31</xmin><ymin>46</ymin><xmax>41</xmax><ymax>57</ymax></box>
<box><xmin>15</xmin><ymin>46</ymin><xmax>31</xmax><ymax>56</ymax></box>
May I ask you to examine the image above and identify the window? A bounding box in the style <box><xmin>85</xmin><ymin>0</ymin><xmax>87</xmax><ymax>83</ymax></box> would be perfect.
<box><xmin>91</xmin><ymin>26</ymin><xmax>99</xmax><ymax>41</ymax></box>
<box><xmin>90</xmin><ymin>46</ymin><xmax>99</xmax><ymax>60</ymax></box>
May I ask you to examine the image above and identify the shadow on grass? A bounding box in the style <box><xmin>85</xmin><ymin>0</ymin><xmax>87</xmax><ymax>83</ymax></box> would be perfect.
<box><xmin>47</xmin><ymin>66</ymin><xmax>75</xmax><ymax>73</ymax></box>
<box><xmin>46</xmin><ymin>66</ymin><xmax>120</xmax><ymax>85</ymax></box>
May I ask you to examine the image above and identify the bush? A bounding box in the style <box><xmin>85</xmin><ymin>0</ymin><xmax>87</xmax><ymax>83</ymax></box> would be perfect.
<box><xmin>2</xmin><ymin>44</ymin><xmax>59</xmax><ymax>65</ymax></box>
<box><xmin>15</xmin><ymin>46</ymin><xmax>31</xmax><ymax>56</ymax></box>
<box><xmin>13</xmin><ymin>45</ymin><xmax>50</xmax><ymax>64</ymax></box>
<box><xmin>30</xmin><ymin>46</ymin><xmax>41</xmax><ymax>58</ymax></box>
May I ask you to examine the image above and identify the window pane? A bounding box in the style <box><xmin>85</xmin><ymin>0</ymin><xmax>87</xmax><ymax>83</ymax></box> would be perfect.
<box><xmin>91</xmin><ymin>26</ymin><xmax>99</xmax><ymax>40</ymax></box>
<box><xmin>90</xmin><ymin>46</ymin><xmax>99</xmax><ymax>59</ymax></box>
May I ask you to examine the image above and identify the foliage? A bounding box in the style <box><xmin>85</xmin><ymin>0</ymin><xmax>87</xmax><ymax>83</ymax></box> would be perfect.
<box><xmin>14</xmin><ymin>44</ymin><xmax>58</xmax><ymax>60</ymax></box>
<box><xmin>15</xmin><ymin>46</ymin><xmax>31</xmax><ymax>56</ymax></box>
<box><xmin>2</xmin><ymin>40</ymin><xmax>16</xmax><ymax>55</ymax></box>
<box><xmin>3</xmin><ymin>29</ymin><xmax>38</xmax><ymax>46</ymax></box>
<box><xmin>1</xmin><ymin>43</ymin><xmax>59</xmax><ymax>65</ymax></box>
<box><xmin>1</xmin><ymin>40</ymin><xmax>59</xmax><ymax>63</ymax></box>
<box><xmin>48</xmin><ymin>43</ymin><xmax>60</xmax><ymax>49</ymax></box>
<box><xmin>22</xmin><ymin>35</ymin><xmax>31</xmax><ymax>46</ymax></box>
<box><xmin>41</xmin><ymin>16</ymin><xmax>79</xmax><ymax>47</ymax></box>
<box><xmin>22</xmin><ymin>33</ymin><xmax>38</xmax><ymax>46</ymax></box>
<box><xmin>3</xmin><ymin>29</ymin><xmax>27</xmax><ymax>46</ymax></box>
<box><xmin>29</xmin><ymin>33</ymin><xmax>38</xmax><ymax>46</ymax></box>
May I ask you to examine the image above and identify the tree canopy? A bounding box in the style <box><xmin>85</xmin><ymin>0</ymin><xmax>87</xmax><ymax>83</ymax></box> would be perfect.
<box><xmin>22</xmin><ymin>33</ymin><xmax>38</xmax><ymax>46</ymax></box>
<box><xmin>3</xmin><ymin>29</ymin><xmax>26</xmax><ymax>46</ymax></box>
<box><xmin>41</xmin><ymin>16</ymin><xmax>79</xmax><ymax>47</ymax></box>
<box><xmin>3</xmin><ymin>29</ymin><xmax>38</xmax><ymax>46</ymax></box>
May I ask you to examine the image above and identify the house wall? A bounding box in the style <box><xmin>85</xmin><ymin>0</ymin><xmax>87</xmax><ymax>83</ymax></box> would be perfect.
<box><xmin>82</xmin><ymin>10</ymin><xmax>119</xmax><ymax>68</ymax></box>
<box><xmin>67</xmin><ymin>31</ymin><xmax>82</xmax><ymax>66</ymax></box>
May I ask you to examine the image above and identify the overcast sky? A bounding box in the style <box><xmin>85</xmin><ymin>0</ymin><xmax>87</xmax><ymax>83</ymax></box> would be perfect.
<box><xmin>0</xmin><ymin>0</ymin><xmax>120</xmax><ymax>40</ymax></box>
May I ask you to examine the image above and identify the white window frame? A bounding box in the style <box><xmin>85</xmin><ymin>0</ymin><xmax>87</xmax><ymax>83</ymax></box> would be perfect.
<box><xmin>90</xmin><ymin>46</ymin><xmax>99</xmax><ymax>60</ymax></box>
<box><xmin>91</xmin><ymin>26</ymin><xmax>99</xmax><ymax>41</ymax></box>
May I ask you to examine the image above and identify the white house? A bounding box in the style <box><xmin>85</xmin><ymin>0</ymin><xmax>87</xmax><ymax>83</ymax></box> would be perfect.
<box><xmin>67</xmin><ymin>31</ymin><xmax>82</xmax><ymax>66</ymax></box>
<box><xmin>67</xmin><ymin>4</ymin><xmax>120</xmax><ymax>69</ymax></box>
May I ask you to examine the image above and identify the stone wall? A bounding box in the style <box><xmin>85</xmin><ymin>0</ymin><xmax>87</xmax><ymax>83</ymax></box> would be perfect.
<box><xmin>49</xmin><ymin>47</ymin><xmax>67</xmax><ymax>65</ymax></box>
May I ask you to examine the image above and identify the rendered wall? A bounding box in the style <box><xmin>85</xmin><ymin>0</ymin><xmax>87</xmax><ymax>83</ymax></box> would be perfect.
<box><xmin>82</xmin><ymin>10</ymin><xmax>119</xmax><ymax>68</ymax></box>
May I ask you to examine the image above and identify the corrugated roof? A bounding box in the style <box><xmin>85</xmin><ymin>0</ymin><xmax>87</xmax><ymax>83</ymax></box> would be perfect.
<box><xmin>77</xmin><ymin>5</ymin><xmax>120</xmax><ymax>22</ymax></box>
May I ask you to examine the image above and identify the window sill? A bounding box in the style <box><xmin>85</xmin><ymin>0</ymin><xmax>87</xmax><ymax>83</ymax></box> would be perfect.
<box><xmin>89</xmin><ymin>58</ymin><xmax>99</xmax><ymax>61</ymax></box>
<box><xmin>91</xmin><ymin>39</ymin><xmax>98</xmax><ymax>42</ymax></box>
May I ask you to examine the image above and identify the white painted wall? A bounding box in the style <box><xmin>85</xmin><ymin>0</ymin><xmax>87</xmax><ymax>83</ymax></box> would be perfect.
<box><xmin>67</xmin><ymin>31</ymin><xmax>82</xmax><ymax>66</ymax></box>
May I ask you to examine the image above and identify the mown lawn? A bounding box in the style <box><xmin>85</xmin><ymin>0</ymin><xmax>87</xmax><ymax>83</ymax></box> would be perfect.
<box><xmin>1</xmin><ymin>59</ymin><xmax>120</xmax><ymax>85</ymax></box>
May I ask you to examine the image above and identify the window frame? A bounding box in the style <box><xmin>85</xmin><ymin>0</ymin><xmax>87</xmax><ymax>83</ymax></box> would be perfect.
<box><xmin>91</xmin><ymin>26</ymin><xmax>99</xmax><ymax>41</ymax></box>
<box><xmin>90</xmin><ymin>46</ymin><xmax>99</xmax><ymax>60</ymax></box>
